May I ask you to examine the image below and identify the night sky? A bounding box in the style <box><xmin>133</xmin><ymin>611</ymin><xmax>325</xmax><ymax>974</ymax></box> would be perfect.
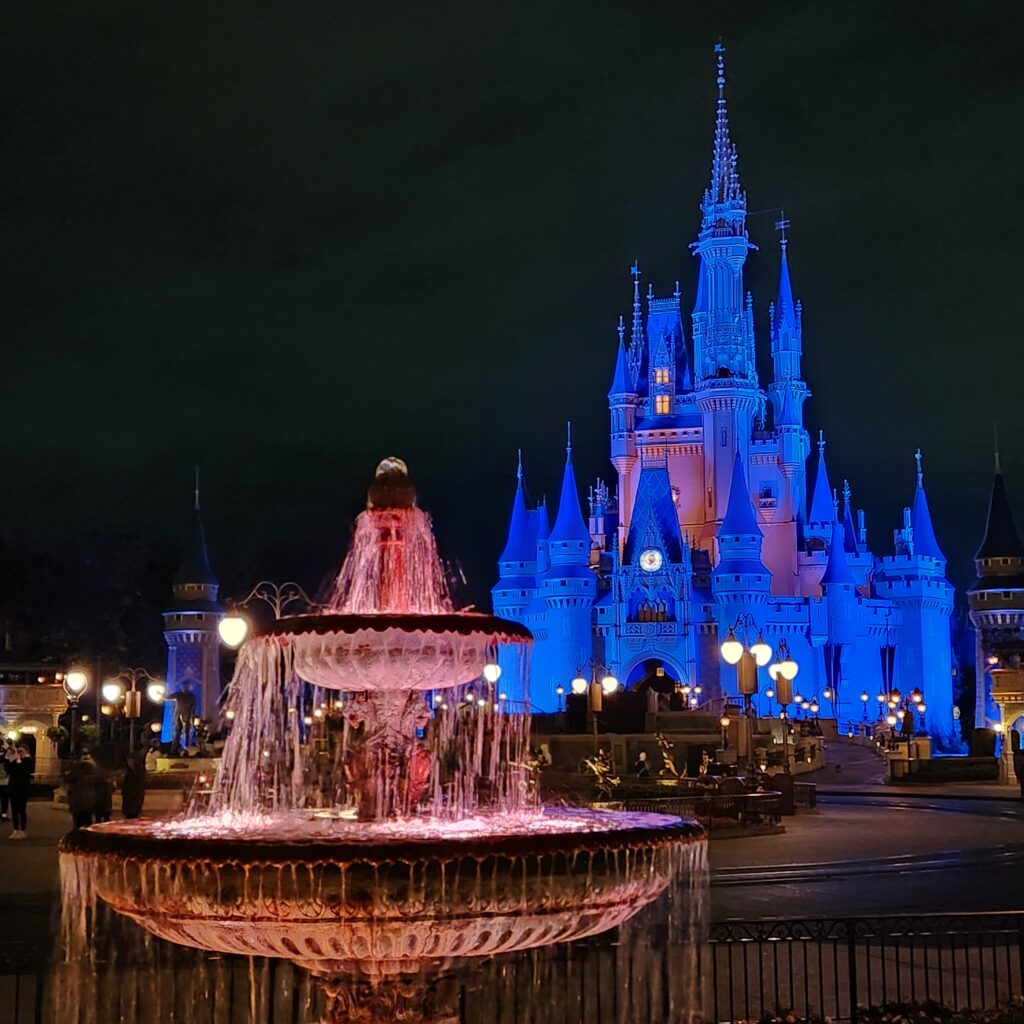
<box><xmin>3</xmin><ymin>3</ymin><xmax>1023</xmax><ymax>642</ymax></box>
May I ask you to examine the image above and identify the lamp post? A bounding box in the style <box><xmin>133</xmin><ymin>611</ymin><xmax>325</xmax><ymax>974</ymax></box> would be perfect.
<box><xmin>218</xmin><ymin>580</ymin><xmax>316</xmax><ymax>648</ymax></box>
<box><xmin>569</xmin><ymin>663</ymin><xmax>619</xmax><ymax>753</ymax></box>
<box><xmin>720</xmin><ymin>613</ymin><xmax>773</xmax><ymax>773</ymax></box>
<box><xmin>103</xmin><ymin>668</ymin><xmax>166</xmax><ymax>753</ymax></box>
<box><xmin>768</xmin><ymin>638</ymin><xmax>799</xmax><ymax>772</ymax></box>
<box><xmin>63</xmin><ymin>669</ymin><xmax>90</xmax><ymax>758</ymax></box>
<box><xmin>860</xmin><ymin>690</ymin><xmax>870</xmax><ymax>729</ymax></box>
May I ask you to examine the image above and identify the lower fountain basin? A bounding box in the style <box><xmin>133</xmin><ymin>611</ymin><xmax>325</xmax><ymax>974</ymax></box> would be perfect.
<box><xmin>60</xmin><ymin>809</ymin><xmax>702</xmax><ymax>975</ymax></box>
<box><xmin>255</xmin><ymin>612</ymin><xmax>533</xmax><ymax>692</ymax></box>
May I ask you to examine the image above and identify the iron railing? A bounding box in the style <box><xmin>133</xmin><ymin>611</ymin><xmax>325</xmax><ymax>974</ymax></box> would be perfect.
<box><xmin>706</xmin><ymin>912</ymin><xmax>1024</xmax><ymax>1023</ymax></box>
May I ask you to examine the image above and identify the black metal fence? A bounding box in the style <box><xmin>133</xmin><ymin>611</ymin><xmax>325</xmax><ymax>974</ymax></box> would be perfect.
<box><xmin>614</xmin><ymin>792</ymin><xmax>784</xmax><ymax>831</ymax></box>
<box><xmin>707</xmin><ymin>913</ymin><xmax>1024</xmax><ymax>1023</ymax></box>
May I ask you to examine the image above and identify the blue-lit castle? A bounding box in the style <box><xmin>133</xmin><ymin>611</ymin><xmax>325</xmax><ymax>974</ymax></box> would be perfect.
<box><xmin>492</xmin><ymin>51</ymin><xmax>956</xmax><ymax>742</ymax></box>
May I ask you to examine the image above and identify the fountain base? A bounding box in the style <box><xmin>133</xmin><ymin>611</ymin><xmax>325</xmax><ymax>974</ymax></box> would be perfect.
<box><xmin>60</xmin><ymin>809</ymin><xmax>702</xmax><ymax>975</ymax></box>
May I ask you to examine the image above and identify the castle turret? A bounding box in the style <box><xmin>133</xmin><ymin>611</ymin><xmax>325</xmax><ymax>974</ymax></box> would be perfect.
<box><xmin>162</xmin><ymin>476</ymin><xmax>223</xmax><ymax>741</ymax></box>
<box><xmin>609</xmin><ymin>311</ymin><xmax>638</xmax><ymax>555</ymax></box>
<box><xmin>805</xmin><ymin>432</ymin><xmax>834</xmax><ymax>549</ymax></box>
<box><xmin>873</xmin><ymin>451</ymin><xmax>955</xmax><ymax>741</ymax></box>
<box><xmin>692</xmin><ymin>48</ymin><xmax>760</xmax><ymax>522</ymax></box>
<box><xmin>712</xmin><ymin>452</ymin><xmax>771</xmax><ymax>601</ymax></box>
<box><xmin>536</xmin><ymin>430</ymin><xmax>597</xmax><ymax>700</ymax></box>
<box><xmin>967</xmin><ymin>450</ymin><xmax>1024</xmax><ymax>727</ymax></box>
<box><xmin>492</xmin><ymin>453</ymin><xmax>539</xmax><ymax>623</ymax></box>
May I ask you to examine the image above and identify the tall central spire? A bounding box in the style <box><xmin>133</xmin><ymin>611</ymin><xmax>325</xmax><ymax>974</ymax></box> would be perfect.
<box><xmin>701</xmin><ymin>44</ymin><xmax>745</xmax><ymax>231</ymax></box>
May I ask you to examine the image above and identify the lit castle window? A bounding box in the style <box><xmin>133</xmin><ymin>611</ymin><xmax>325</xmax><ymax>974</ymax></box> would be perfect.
<box><xmin>655</xmin><ymin>395</ymin><xmax>670</xmax><ymax>415</ymax></box>
<box><xmin>654</xmin><ymin>368</ymin><xmax>669</xmax><ymax>385</ymax></box>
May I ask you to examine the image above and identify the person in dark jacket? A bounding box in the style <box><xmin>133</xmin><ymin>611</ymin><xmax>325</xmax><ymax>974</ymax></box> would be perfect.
<box><xmin>65</xmin><ymin>759</ymin><xmax>98</xmax><ymax>829</ymax></box>
<box><xmin>94</xmin><ymin>767</ymin><xmax>113</xmax><ymax>823</ymax></box>
<box><xmin>120</xmin><ymin>753</ymin><xmax>147</xmax><ymax>819</ymax></box>
<box><xmin>6</xmin><ymin>744</ymin><xmax>34</xmax><ymax>839</ymax></box>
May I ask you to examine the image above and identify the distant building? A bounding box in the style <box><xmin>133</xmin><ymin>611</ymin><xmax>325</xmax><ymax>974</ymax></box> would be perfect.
<box><xmin>493</xmin><ymin>51</ymin><xmax>956</xmax><ymax>743</ymax></box>
<box><xmin>161</xmin><ymin>481</ymin><xmax>223</xmax><ymax>741</ymax></box>
<box><xmin>967</xmin><ymin>455</ymin><xmax>1024</xmax><ymax>731</ymax></box>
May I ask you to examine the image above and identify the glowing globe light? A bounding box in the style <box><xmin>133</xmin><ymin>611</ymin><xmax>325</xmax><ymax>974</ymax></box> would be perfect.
<box><xmin>877</xmin><ymin>692</ymin><xmax>886</xmax><ymax>703</ymax></box>
<box><xmin>750</xmin><ymin>635</ymin><xmax>772</xmax><ymax>667</ymax></box>
<box><xmin>822</xmin><ymin>688</ymin><xmax>831</xmax><ymax>700</ymax></box>
<box><xmin>911</xmin><ymin>688</ymin><xmax>923</xmax><ymax>704</ymax></box>
<box><xmin>218</xmin><ymin>614</ymin><xmax>249</xmax><ymax>648</ymax></box>
<box><xmin>498</xmin><ymin>692</ymin><xmax>508</xmax><ymax>702</ymax></box>
<box><xmin>886</xmin><ymin>713</ymin><xmax>897</xmax><ymax>727</ymax></box>
<box><xmin>303</xmin><ymin>716</ymin><xmax>313</xmax><ymax>726</ymax></box>
<box><xmin>146</xmin><ymin>681</ymin><xmax>166</xmax><ymax>703</ymax></box>
<box><xmin>482</xmin><ymin>663</ymin><xmax>501</xmax><ymax>684</ymax></box>
<box><xmin>65</xmin><ymin>670</ymin><xmax>89</xmax><ymax>696</ymax></box>
<box><xmin>600</xmin><ymin>675</ymin><xmax>618</xmax><ymax>696</ymax></box>
<box><xmin>689</xmin><ymin>696</ymin><xmax>698</xmax><ymax>707</ymax></box>
<box><xmin>861</xmin><ymin>691</ymin><xmax>869</xmax><ymax>703</ymax></box>
<box><xmin>149</xmin><ymin>721</ymin><xmax>162</xmax><ymax>734</ymax></box>
<box><xmin>918</xmin><ymin>703</ymin><xmax>927</xmax><ymax>714</ymax></box>
<box><xmin>570</xmin><ymin>676</ymin><xmax>588</xmax><ymax>695</ymax></box>
<box><xmin>101</xmin><ymin>680</ymin><xmax>124</xmax><ymax>703</ymax></box>
<box><xmin>720</xmin><ymin>630</ymin><xmax>743</xmax><ymax>665</ymax></box>
<box><xmin>768</xmin><ymin>663</ymin><xmax>780</xmax><ymax>681</ymax></box>
<box><xmin>765</xmin><ymin>687</ymin><xmax>774</xmax><ymax>699</ymax></box>
<box><xmin>719</xmin><ymin>716</ymin><xmax>730</xmax><ymax>728</ymax></box>
<box><xmin>793</xmin><ymin>693</ymin><xmax>804</xmax><ymax>707</ymax></box>
<box><xmin>778</xmin><ymin>657</ymin><xmax>798</xmax><ymax>681</ymax></box>
<box><xmin>224</xmin><ymin>709</ymin><xmax>236</xmax><ymax>721</ymax></box>
<box><xmin>810</xmin><ymin>701</ymin><xmax>819</xmax><ymax>714</ymax></box>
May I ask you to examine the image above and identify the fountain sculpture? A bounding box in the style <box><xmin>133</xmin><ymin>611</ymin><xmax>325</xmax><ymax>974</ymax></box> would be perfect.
<box><xmin>60</xmin><ymin>459</ymin><xmax>704</xmax><ymax>1018</ymax></box>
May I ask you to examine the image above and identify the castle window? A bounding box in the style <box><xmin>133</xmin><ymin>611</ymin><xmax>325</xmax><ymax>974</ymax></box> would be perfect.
<box><xmin>654</xmin><ymin>368</ymin><xmax>670</xmax><ymax>385</ymax></box>
<box><xmin>655</xmin><ymin>394</ymin><xmax>670</xmax><ymax>415</ymax></box>
<box><xmin>720</xmin><ymin>427</ymin><xmax>728</xmax><ymax>447</ymax></box>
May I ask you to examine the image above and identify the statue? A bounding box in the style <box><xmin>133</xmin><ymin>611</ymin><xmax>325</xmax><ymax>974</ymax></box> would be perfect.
<box><xmin>582</xmin><ymin>749</ymin><xmax>620</xmax><ymax>801</ymax></box>
<box><xmin>166</xmin><ymin>686</ymin><xmax>197</xmax><ymax>752</ymax></box>
<box><xmin>654</xmin><ymin>731</ymin><xmax>685</xmax><ymax>779</ymax></box>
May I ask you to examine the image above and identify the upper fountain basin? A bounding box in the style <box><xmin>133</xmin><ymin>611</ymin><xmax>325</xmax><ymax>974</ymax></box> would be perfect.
<box><xmin>252</xmin><ymin>611</ymin><xmax>532</xmax><ymax>692</ymax></box>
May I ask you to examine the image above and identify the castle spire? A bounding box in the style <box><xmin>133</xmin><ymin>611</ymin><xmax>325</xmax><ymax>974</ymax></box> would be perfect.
<box><xmin>175</xmin><ymin>474</ymin><xmax>218</xmax><ymax>588</ymax></box>
<box><xmin>498</xmin><ymin>452</ymin><xmax>535</xmax><ymax>564</ymax></box>
<box><xmin>771</xmin><ymin>215</ymin><xmax>799</xmax><ymax>342</ymax></box>
<box><xmin>842</xmin><ymin>479</ymin><xmax>859</xmax><ymax>554</ymax></box>
<box><xmin>627</xmin><ymin>262</ymin><xmax>643</xmax><ymax>389</ymax></box>
<box><xmin>911</xmin><ymin>449</ymin><xmax>945</xmax><ymax>560</ymax></box>
<box><xmin>820</xmin><ymin>517</ymin><xmax>855</xmax><ymax>589</ymax></box>
<box><xmin>975</xmin><ymin>462</ymin><xmax>1024</xmax><ymax>561</ymax></box>
<box><xmin>549</xmin><ymin>428</ymin><xmax>590</xmax><ymax>546</ymax></box>
<box><xmin>808</xmin><ymin>431</ymin><xmax>834</xmax><ymax>525</ymax></box>
<box><xmin>720</xmin><ymin>450</ymin><xmax>761</xmax><ymax>537</ymax></box>
<box><xmin>608</xmin><ymin>317</ymin><xmax>633</xmax><ymax>397</ymax></box>
<box><xmin>702</xmin><ymin>43</ymin><xmax>744</xmax><ymax>229</ymax></box>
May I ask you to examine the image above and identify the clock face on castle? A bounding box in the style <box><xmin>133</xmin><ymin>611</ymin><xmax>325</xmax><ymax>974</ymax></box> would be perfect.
<box><xmin>639</xmin><ymin>548</ymin><xmax>663</xmax><ymax>573</ymax></box>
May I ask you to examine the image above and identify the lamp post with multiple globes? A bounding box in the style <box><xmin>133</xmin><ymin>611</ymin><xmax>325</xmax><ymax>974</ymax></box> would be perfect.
<box><xmin>767</xmin><ymin>638</ymin><xmax>800</xmax><ymax>772</ymax></box>
<box><xmin>569</xmin><ymin>664</ymin><xmax>619</xmax><ymax>753</ymax></box>
<box><xmin>100</xmin><ymin>669</ymin><xmax>167</xmax><ymax>753</ymax></box>
<box><xmin>719</xmin><ymin>614</ymin><xmax>774</xmax><ymax>773</ymax></box>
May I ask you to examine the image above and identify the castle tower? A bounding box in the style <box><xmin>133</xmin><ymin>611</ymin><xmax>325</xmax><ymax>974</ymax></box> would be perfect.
<box><xmin>608</xmin><ymin>312</ymin><xmax>638</xmax><ymax>555</ymax></box>
<box><xmin>873</xmin><ymin>452</ymin><xmax>955</xmax><ymax>740</ymax></box>
<box><xmin>162</xmin><ymin>476</ymin><xmax>223</xmax><ymax>740</ymax></box>
<box><xmin>968</xmin><ymin>454</ymin><xmax>1024</xmax><ymax>728</ymax></box>
<box><xmin>538</xmin><ymin>430</ymin><xmax>597</xmax><ymax>697</ymax></box>
<box><xmin>712</xmin><ymin>451</ymin><xmax>772</xmax><ymax>602</ymax></box>
<box><xmin>492</xmin><ymin>453</ymin><xmax>538</xmax><ymax>624</ymax></box>
<box><xmin>693</xmin><ymin>48</ymin><xmax>760</xmax><ymax>523</ymax></box>
<box><xmin>769</xmin><ymin>231</ymin><xmax>811</xmax><ymax>526</ymax></box>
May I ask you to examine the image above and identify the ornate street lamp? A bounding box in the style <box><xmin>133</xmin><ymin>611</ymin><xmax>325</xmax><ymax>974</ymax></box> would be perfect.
<box><xmin>219</xmin><ymin>580</ymin><xmax>316</xmax><ymax>648</ymax></box>
<box><xmin>63</xmin><ymin>668</ymin><xmax>90</xmax><ymax>758</ymax></box>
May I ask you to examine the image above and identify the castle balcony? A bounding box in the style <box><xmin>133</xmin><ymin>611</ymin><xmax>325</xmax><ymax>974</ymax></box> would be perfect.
<box><xmin>990</xmin><ymin>668</ymin><xmax>1024</xmax><ymax>706</ymax></box>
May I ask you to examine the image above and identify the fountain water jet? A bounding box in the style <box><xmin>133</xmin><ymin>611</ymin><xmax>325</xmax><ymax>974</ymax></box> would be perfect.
<box><xmin>60</xmin><ymin>458</ymin><xmax>704</xmax><ymax>1013</ymax></box>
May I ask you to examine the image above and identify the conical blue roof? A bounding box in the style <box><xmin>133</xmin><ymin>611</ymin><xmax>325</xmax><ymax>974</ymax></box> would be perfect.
<box><xmin>624</xmin><ymin>466</ymin><xmax>685</xmax><ymax>565</ymax></box>
<box><xmin>975</xmin><ymin>472</ymin><xmax>1024</xmax><ymax>560</ymax></box>
<box><xmin>720</xmin><ymin>452</ymin><xmax>761</xmax><ymax>537</ymax></box>
<box><xmin>535</xmin><ymin>500</ymin><xmax>550</xmax><ymax>541</ymax></box>
<box><xmin>549</xmin><ymin>450</ymin><xmax>590</xmax><ymax>544</ymax></box>
<box><xmin>608</xmin><ymin>335</ymin><xmax>633</xmax><ymax>397</ymax></box>
<box><xmin>808</xmin><ymin>441</ymin><xmax>834</xmax><ymax>525</ymax></box>
<box><xmin>175</xmin><ymin>506</ymin><xmax>218</xmax><ymax>586</ymax></box>
<box><xmin>771</xmin><ymin>246</ymin><xmax>799</xmax><ymax>338</ymax></box>
<box><xmin>820</xmin><ymin>519</ymin><xmax>855</xmax><ymax>588</ymax></box>
<box><xmin>843</xmin><ymin>503</ymin><xmax>859</xmax><ymax>554</ymax></box>
<box><xmin>911</xmin><ymin>479</ymin><xmax>944</xmax><ymax>560</ymax></box>
<box><xmin>499</xmin><ymin>471</ymin><xmax>535</xmax><ymax>564</ymax></box>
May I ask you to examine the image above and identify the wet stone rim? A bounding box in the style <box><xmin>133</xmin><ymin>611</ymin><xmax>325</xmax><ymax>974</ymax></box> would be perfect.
<box><xmin>254</xmin><ymin>612</ymin><xmax>534</xmax><ymax>645</ymax></box>
<box><xmin>59</xmin><ymin>812</ymin><xmax>704</xmax><ymax>865</ymax></box>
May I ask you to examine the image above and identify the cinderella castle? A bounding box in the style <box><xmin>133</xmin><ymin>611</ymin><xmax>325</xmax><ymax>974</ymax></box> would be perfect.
<box><xmin>492</xmin><ymin>50</ymin><xmax>957</xmax><ymax>742</ymax></box>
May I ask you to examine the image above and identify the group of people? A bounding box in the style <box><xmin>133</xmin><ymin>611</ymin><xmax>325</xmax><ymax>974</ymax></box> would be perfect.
<box><xmin>65</xmin><ymin>752</ymin><xmax>148</xmax><ymax>828</ymax></box>
<box><xmin>0</xmin><ymin>740</ymin><xmax>35</xmax><ymax>839</ymax></box>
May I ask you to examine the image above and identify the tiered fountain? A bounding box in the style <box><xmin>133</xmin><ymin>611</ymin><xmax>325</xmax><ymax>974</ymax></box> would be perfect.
<box><xmin>59</xmin><ymin>459</ymin><xmax>703</xmax><ymax>1018</ymax></box>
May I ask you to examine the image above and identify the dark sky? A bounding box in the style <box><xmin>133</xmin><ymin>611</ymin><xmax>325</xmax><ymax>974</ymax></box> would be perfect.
<box><xmin>2</xmin><ymin>1</ymin><xmax>1023</xmax><ymax>612</ymax></box>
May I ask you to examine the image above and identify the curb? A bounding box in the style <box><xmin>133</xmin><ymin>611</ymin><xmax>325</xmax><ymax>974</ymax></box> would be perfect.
<box><xmin>818</xmin><ymin>788</ymin><xmax>1023</xmax><ymax>803</ymax></box>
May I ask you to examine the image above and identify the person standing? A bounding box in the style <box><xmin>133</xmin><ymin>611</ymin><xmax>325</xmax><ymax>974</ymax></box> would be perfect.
<box><xmin>93</xmin><ymin>766</ymin><xmax>113</xmax><ymax>824</ymax></box>
<box><xmin>120</xmin><ymin>752</ymin><xmax>147</xmax><ymax>819</ymax></box>
<box><xmin>65</xmin><ymin>758</ymin><xmax>98</xmax><ymax>829</ymax></box>
<box><xmin>6</xmin><ymin>744</ymin><xmax>34</xmax><ymax>839</ymax></box>
<box><xmin>0</xmin><ymin>746</ymin><xmax>10</xmax><ymax>821</ymax></box>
